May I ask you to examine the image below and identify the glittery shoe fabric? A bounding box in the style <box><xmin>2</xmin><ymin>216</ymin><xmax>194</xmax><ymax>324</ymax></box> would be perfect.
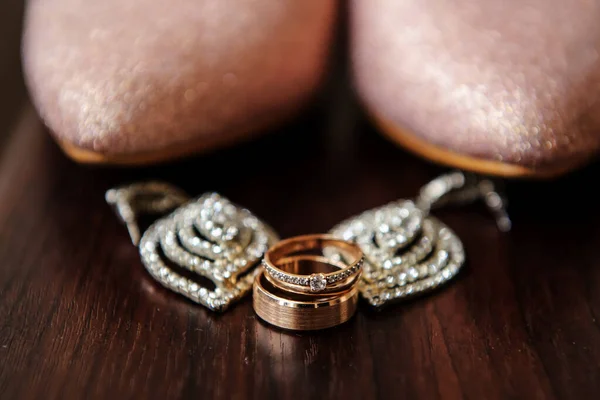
<box><xmin>351</xmin><ymin>0</ymin><xmax>600</xmax><ymax>171</ymax></box>
<box><xmin>23</xmin><ymin>0</ymin><xmax>337</xmax><ymax>160</ymax></box>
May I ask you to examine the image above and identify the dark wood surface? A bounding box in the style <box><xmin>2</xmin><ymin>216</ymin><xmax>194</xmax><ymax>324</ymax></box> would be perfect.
<box><xmin>2</xmin><ymin>4</ymin><xmax>600</xmax><ymax>400</ymax></box>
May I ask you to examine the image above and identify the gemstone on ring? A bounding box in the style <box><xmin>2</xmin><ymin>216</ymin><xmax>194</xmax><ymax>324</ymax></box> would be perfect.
<box><xmin>309</xmin><ymin>273</ymin><xmax>327</xmax><ymax>292</ymax></box>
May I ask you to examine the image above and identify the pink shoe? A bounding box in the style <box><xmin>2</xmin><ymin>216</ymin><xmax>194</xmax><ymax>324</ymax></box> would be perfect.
<box><xmin>23</xmin><ymin>0</ymin><xmax>337</xmax><ymax>164</ymax></box>
<box><xmin>351</xmin><ymin>0</ymin><xmax>600</xmax><ymax>177</ymax></box>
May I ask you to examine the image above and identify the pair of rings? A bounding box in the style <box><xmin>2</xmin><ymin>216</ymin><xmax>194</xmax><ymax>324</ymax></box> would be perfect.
<box><xmin>253</xmin><ymin>234</ymin><xmax>364</xmax><ymax>330</ymax></box>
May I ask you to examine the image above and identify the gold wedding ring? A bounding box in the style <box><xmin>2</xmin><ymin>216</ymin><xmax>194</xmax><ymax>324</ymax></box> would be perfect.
<box><xmin>263</xmin><ymin>235</ymin><xmax>363</xmax><ymax>294</ymax></box>
<box><xmin>253</xmin><ymin>234</ymin><xmax>363</xmax><ymax>330</ymax></box>
<box><xmin>254</xmin><ymin>272</ymin><xmax>359</xmax><ymax>330</ymax></box>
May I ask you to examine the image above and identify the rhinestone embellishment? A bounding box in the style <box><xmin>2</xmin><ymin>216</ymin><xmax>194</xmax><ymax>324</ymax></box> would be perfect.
<box><xmin>329</xmin><ymin>200</ymin><xmax>464</xmax><ymax>307</ymax></box>
<box><xmin>328</xmin><ymin>171</ymin><xmax>510</xmax><ymax>308</ymax></box>
<box><xmin>107</xmin><ymin>183</ymin><xmax>278</xmax><ymax>312</ymax></box>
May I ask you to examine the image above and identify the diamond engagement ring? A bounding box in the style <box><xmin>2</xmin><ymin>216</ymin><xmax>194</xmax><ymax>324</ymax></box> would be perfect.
<box><xmin>262</xmin><ymin>234</ymin><xmax>363</xmax><ymax>295</ymax></box>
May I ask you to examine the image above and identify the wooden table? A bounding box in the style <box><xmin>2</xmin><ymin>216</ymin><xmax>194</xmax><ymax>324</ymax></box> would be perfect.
<box><xmin>2</xmin><ymin>4</ymin><xmax>600</xmax><ymax>399</ymax></box>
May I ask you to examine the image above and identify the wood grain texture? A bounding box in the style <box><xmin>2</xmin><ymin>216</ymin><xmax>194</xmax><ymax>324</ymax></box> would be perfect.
<box><xmin>2</xmin><ymin>97</ymin><xmax>600</xmax><ymax>399</ymax></box>
<box><xmin>2</xmin><ymin>3</ymin><xmax>600</xmax><ymax>400</ymax></box>
<box><xmin>0</xmin><ymin>0</ymin><xmax>26</xmax><ymax>149</ymax></box>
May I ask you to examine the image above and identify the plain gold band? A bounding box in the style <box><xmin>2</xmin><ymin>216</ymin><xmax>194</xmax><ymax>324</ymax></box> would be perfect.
<box><xmin>253</xmin><ymin>271</ymin><xmax>359</xmax><ymax>331</ymax></box>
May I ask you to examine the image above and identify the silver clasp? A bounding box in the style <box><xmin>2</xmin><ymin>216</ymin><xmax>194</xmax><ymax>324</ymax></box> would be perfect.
<box><xmin>105</xmin><ymin>182</ymin><xmax>190</xmax><ymax>245</ymax></box>
<box><xmin>416</xmin><ymin>171</ymin><xmax>512</xmax><ymax>232</ymax></box>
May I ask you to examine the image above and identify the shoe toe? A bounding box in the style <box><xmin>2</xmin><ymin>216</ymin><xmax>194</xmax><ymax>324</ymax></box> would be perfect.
<box><xmin>24</xmin><ymin>0</ymin><xmax>336</xmax><ymax>161</ymax></box>
<box><xmin>352</xmin><ymin>0</ymin><xmax>600</xmax><ymax>173</ymax></box>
